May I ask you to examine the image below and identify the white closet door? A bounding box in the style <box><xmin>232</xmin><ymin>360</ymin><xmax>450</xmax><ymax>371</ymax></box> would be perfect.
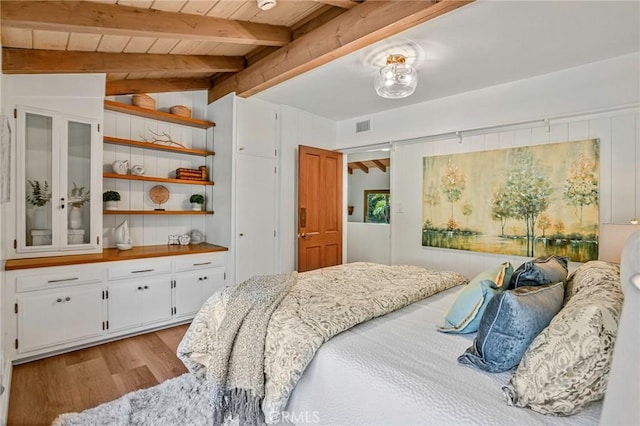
<box><xmin>235</xmin><ymin>155</ymin><xmax>276</xmax><ymax>284</ymax></box>
<box><xmin>236</xmin><ymin>100</ymin><xmax>277</xmax><ymax>158</ymax></box>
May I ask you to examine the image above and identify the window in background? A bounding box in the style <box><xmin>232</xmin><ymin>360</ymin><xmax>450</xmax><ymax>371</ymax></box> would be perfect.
<box><xmin>364</xmin><ymin>189</ymin><xmax>390</xmax><ymax>223</ymax></box>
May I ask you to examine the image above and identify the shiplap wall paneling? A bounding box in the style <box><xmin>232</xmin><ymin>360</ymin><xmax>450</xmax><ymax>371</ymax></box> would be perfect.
<box><xmin>391</xmin><ymin>109</ymin><xmax>639</xmax><ymax>279</ymax></box>
<box><xmin>103</xmin><ymin>91</ymin><xmax>210</xmax><ymax>248</ymax></box>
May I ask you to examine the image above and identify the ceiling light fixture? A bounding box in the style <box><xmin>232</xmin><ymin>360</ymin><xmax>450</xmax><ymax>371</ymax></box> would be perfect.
<box><xmin>257</xmin><ymin>0</ymin><xmax>276</xmax><ymax>11</ymax></box>
<box><xmin>374</xmin><ymin>54</ymin><xmax>418</xmax><ymax>99</ymax></box>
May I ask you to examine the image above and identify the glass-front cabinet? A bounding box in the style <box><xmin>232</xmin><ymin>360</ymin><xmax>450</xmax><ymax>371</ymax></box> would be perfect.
<box><xmin>16</xmin><ymin>106</ymin><xmax>101</xmax><ymax>254</ymax></box>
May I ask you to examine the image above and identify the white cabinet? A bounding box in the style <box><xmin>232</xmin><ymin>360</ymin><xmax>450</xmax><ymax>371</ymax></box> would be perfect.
<box><xmin>236</xmin><ymin>99</ymin><xmax>278</xmax><ymax>158</ymax></box>
<box><xmin>3</xmin><ymin>250</ymin><xmax>226</xmax><ymax>362</ymax></box>
<box><xmin>107</xmin><ymin>277</ymin><xmax>172</xmax><ymax>333</ymax></box>
<box><xmin>15</xmin><ymin>106</ymin><xmax>102</xmax><ymax>254</ymax></box>
<box><xmin>173</xmin><ymin>252</ymin><xmax>226</xmax><ymax>317</ymax></box>
<box><xmin>5</xmin><ymin>262</ymin><xmax>106</xmax><ymax>357</ymax></box>
<box><xmin>235</xmin><ymin>155</ymin><xmax>277</xmax><ymax>284</ymax></box>
<box><xmin>2</xmin><ymin>74</ymin><xmax>105</xmax><ymax>259</ymax></box>
<box><xmin>210</xmin><ymin>95</ymin><xmax>279</xmax><ymax>285</ymax></box>
<box><xmin>16</xmin><ymin>285</ymin><xmax>104</xmax><ymax>353</ymax></box>
<box><xmin>174</xmin><ymin>268</ymin><xmax>225</xmax><ymax>318</ymax></box>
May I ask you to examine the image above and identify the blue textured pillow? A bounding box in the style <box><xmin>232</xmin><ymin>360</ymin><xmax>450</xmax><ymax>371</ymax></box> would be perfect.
<box><xmin>438</xmin><ymin>262</ymin><xmax>513</xmax><ymax>334</ymax></box>
<box><xmin>509</xmin><ymin>255</ymin><xmax>569</xmax><ymax>289</ymax></box>
<box><xmin>457</xmin><ymin>282</ymin><xmax>564</xmax><ymax>373</ymax></box>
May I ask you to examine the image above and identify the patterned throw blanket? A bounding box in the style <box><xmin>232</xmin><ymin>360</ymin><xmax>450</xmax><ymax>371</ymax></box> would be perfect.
<box><xmin>177</xmin><ymin>262</ymin><xmax>467</xmax><ymax>424</ymax></box>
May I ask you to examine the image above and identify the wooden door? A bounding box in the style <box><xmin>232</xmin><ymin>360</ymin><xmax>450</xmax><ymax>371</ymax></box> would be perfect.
<box><xmin>297</xmin><ymin>145</ymin><xmax>343</xmax><ymax>272</ymax></box>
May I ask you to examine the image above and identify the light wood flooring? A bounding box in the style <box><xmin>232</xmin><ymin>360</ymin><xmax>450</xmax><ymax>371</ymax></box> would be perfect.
<box><xmin>8</xmin><ymin>324</ymin><xmax>190</xmax><ymax>426</ymax></box>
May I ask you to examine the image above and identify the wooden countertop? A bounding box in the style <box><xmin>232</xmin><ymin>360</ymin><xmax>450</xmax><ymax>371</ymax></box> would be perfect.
<box><xmin>4</xmin><ymin>243</ymin><xmax>228</xmax><ymax>271</ymax></box>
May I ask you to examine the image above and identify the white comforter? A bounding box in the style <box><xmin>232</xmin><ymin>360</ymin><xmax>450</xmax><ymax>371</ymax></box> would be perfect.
<box><xmin>284</xmin><ymin>286</ymin><xmax>602</xmax><ymax>426</ymax></box>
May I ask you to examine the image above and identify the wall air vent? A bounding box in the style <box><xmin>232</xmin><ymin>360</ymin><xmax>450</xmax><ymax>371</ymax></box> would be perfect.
<box><xmin>356</xmin><ymin>120</ymin><xmax>371</xmax><ymax>133</ymax></box>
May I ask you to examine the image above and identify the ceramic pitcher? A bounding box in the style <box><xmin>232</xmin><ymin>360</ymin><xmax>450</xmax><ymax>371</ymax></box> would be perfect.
<box><xmin>112</xmin><ymin>160</ymin><xmax>129</xmax><ymax>175</ymax></box>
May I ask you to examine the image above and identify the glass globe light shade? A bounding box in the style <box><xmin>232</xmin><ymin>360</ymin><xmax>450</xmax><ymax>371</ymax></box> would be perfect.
<box><xmin>374</xmin><ymin>54</ymin><xmax>418</xmax><ymax>99</ymax></box>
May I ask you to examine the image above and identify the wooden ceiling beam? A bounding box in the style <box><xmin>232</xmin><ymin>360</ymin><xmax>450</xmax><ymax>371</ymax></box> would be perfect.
<box><xmin>0</xmin><ymin>0</ymin><xmax>291</xmax><ymax>47</ymax></box>
<box><xmin>106</xmin><ymin>78</ymin><xmax>212</xmax><ymax>96</ymax></box>
<box><xmin>313</xmin><ymin>0</ymin><xmax>360</xmax><ymax>10</ymax></box>
<box><xmin>209</xmin><ymin>0</ymin><xmax>474</xmax><ymax>103</ymax></box>
<box><xmin>291</xmin><ymin>5</ymin><xmax>347</xmax><ymax>40</ymax></box>
<box><xmin>2</xmin><ymin>48</ymin><xmax>245</xmax><ymax>74</ymax></box>
<box><xmin>351</xmin><ymin>162</ymin><xmax>369</xmax><ymax>173</ymax></box>
<box><xmin>372</xmin><ymin>159</ymin><xmax>387</xmax><ymax>172</ymax></box>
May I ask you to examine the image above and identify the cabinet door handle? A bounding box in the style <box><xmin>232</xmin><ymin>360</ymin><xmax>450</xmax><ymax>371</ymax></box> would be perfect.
<box><xmin>65</xmin><ymin>297</ymin><xmax>71</xmax><ymax>302</ymax></box>
<box><xmin>56</xmin><ymin>298</ymin><xmax>62</xmax><ymax>303</ymax></box>
<box><xmin>143</xmin><ymin>285</ymin><xmax>149</xmax><ymax>290</ymax></box>
<box><xmin>132</xmin><ymin>269</ymin><xmax>154</xmax><ymax>274</ymax></box>
<box><xmin>48</xmin><ymin>277</ymin><xmax>79</xmax><ymax>283</ymax></box>
<box><xmin>193</xmin><ymin>262</ymin><xmax>211</xmax><ymax>266</ymax></box>
<box><xmin>203</xmin><ymin>276</ymin><xmax>208</xmax><ymax>280</ymax></box>
<box><xmin>198</xmin><ymin>277</ymin><xmax>202</xmax><ymax>281</ymax></box>
<box><xmin>60</xmin><ymin>198</ymin><xmax>65</xmax><ymax>210</ymax></box>
<box><xmin>137</xmin><ymin>286</ymin><xmax>143</xmax><ymax>290</ymax></box>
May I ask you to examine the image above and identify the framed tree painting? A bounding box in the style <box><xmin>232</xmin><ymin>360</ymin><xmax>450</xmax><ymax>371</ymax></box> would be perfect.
<box><xmin>422</xmin><ymin>139</ymin><xmax>599</xmax><ymax>262</ymax></box>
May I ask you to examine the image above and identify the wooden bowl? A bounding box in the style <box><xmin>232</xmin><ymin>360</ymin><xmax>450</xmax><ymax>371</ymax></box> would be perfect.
<box><xmin>132</xmin><ymin>94</ymin><xmax>156</xmax><ymax>110</ymax></box>
<box><xmin>170</xmin><ymin>105</ymin><xmax>192</xmax><ymax>118</ymax></box>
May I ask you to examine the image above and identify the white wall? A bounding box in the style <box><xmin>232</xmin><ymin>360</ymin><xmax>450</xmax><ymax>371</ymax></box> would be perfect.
<box><xmin>337</xmin><ymin>53</ymin><xmax>639</xmax><ymax>148</ymax></box>
<box><xmin>103</xmin><ymin>91</ymin><xmax>210</xmax><ymax>248</ymax></box>
<box><xmin>347</xmin><ymin>223</ymin><xmax>390</xmax><ymax>264</ymax></box>
<box><xmin>336</xmin><ymin>53</ymin><xmax>639</xmax><ymax>279</ymax></box>
<box><xmin>279</xmin><ymin>105</ymin><xmax>337</xmax><ymax>273</ymax></box>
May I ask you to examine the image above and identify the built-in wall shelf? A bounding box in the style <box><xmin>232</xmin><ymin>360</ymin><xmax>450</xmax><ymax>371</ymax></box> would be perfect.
<box><xmin>104</xmin><ymin>136</ymin><xmax>215</xmax><ymax>157</ymax></box>
<box><xmin>104</xmin><ymin>172</ymin><xmax>214</xmax><ymax>186</ymax></box>
<box><xmin>104</xmin><ymin>100</ymin><xmax>215</xmax><ymax>129</ymax></box>
<box><xmin>103</xmin><ymin>210</ymin><xmax>213</xmax><ymax>215</ymax></box>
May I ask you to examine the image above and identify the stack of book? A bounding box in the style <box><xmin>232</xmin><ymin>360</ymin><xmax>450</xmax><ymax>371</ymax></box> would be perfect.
<box><xmin>176</xmin><ymin>166</ymin><xmax>207</xmax><ymax>181</ymax></box>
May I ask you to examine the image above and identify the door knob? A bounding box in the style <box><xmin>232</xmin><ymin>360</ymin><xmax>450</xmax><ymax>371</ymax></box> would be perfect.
<box><xmin>298</xmin><ymin>232</ymin><xmax>309</xmax><ymax>239</ymax></box>
<box><xmin>239</xmin><ymin>233</ymin><xmax>244</xmax><ymax>237</ymax></box>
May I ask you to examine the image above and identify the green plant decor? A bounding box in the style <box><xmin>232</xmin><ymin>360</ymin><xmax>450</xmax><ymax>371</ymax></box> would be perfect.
<box><xmin>26</xmin><ymin>180</ymin><xmax>52</xmax><ymax>206</ymax></box>
<box><xmin>103</xmin><ymin>191</ymin><xmax>121</xmax><ymax>202</ymax></box>
<box><xmin>69</xmin><ymin>183</ymin><xmax>90</xmax><ymax>207</ymax></box>
<box><xmin>189</xmin><ymin>194</ymin><xmax>205</xmax><ymax>204</ymax></box>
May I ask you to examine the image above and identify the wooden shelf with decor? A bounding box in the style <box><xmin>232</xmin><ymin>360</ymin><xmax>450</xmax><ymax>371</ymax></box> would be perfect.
<box><xmin>104</xmin><ymin>172</ymin><xmax>214</xmax><ymax>186</ymax></box>
<box><xmin>104</xmin><ymin>100</ymin><xmax>215</xmax><ymax>129</ymax></box>
<box><xmin>103</xmin><ymin>210</ymin><xmax>214</xmax><ymax>215</ymax></box>
<box><xmin>104</xmin><ymin>136</ymin><xmax>215</xmax><ymax>157</ymax></box>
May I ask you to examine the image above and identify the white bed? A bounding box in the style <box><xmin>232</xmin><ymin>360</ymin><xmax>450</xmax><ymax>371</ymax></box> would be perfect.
<box><xmin>284</xmin><ymin>285</ymin><xmax>602</xmax><ymax>426</ymax></box>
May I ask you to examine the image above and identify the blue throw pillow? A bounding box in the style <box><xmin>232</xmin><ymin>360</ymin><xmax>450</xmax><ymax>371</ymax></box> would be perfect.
<box><xmin>509</xmin><ymin>255</ymin><xmax>569</xmax><ymax>289</ymax></box>
<box><xmin>438</xmin><ymin>262</ymin><xmax>513</xmax><ymax>334</ymax></box>
<box><xmin>457</xmin><ymin>282</ymin><xmax>564</xmax><ymax>373</ymax></box>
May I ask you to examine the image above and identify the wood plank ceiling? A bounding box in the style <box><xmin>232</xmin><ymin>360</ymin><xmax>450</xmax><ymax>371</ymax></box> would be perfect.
<box><xmin>0</xmin><ymin>0</ymin><xmax>473</xmax><ymax>102</ymax></box>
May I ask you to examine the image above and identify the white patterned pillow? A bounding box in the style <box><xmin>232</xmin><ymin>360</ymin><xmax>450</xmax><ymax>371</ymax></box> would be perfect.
<box><xmin>502</xmin><ymin>261</ymin><xmax>623</xmax><ymax>416</ymax></box>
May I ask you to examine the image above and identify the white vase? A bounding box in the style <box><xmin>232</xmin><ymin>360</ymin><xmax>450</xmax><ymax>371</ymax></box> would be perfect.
<box><xmin>32</xmin><ymin>205</ymin><xmax>48</xmax><ymax>230</ymax></box>
<box><xmin>114</xmin><ymin>219</ymin><xmax>131</xmax><ymax>245</ymax></box>
<box><xmin>69</xmin><ymin>205</ymin><xmax>83</xmax><ymax>229</ymax></box>
<box><xmin>104</xmin><ymin>201</ymin><xmax>118</xmax><ymax>210</ymax></box>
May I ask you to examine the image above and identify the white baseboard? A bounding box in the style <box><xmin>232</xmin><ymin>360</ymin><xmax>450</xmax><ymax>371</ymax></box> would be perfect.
<box><xmin>0</xmin><ymin>357</ymin><xmax>11</xmax><ymax>425</ymax></box>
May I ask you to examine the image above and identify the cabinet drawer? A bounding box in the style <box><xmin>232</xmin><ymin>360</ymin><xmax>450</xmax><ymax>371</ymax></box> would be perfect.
<box><xmin>107</xmin><ymin>259</ymin><xmax>171</xmax><ymax>281</ymax></box>
<box><xmin>15</xmin><ymin>268</ymin><xmax>102</xmax><ymax>293</ymax></box>
<box><xmin>174</xmin><ymin>252</ymin><xmax>226</xmax><ymax>272</ymax></box>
